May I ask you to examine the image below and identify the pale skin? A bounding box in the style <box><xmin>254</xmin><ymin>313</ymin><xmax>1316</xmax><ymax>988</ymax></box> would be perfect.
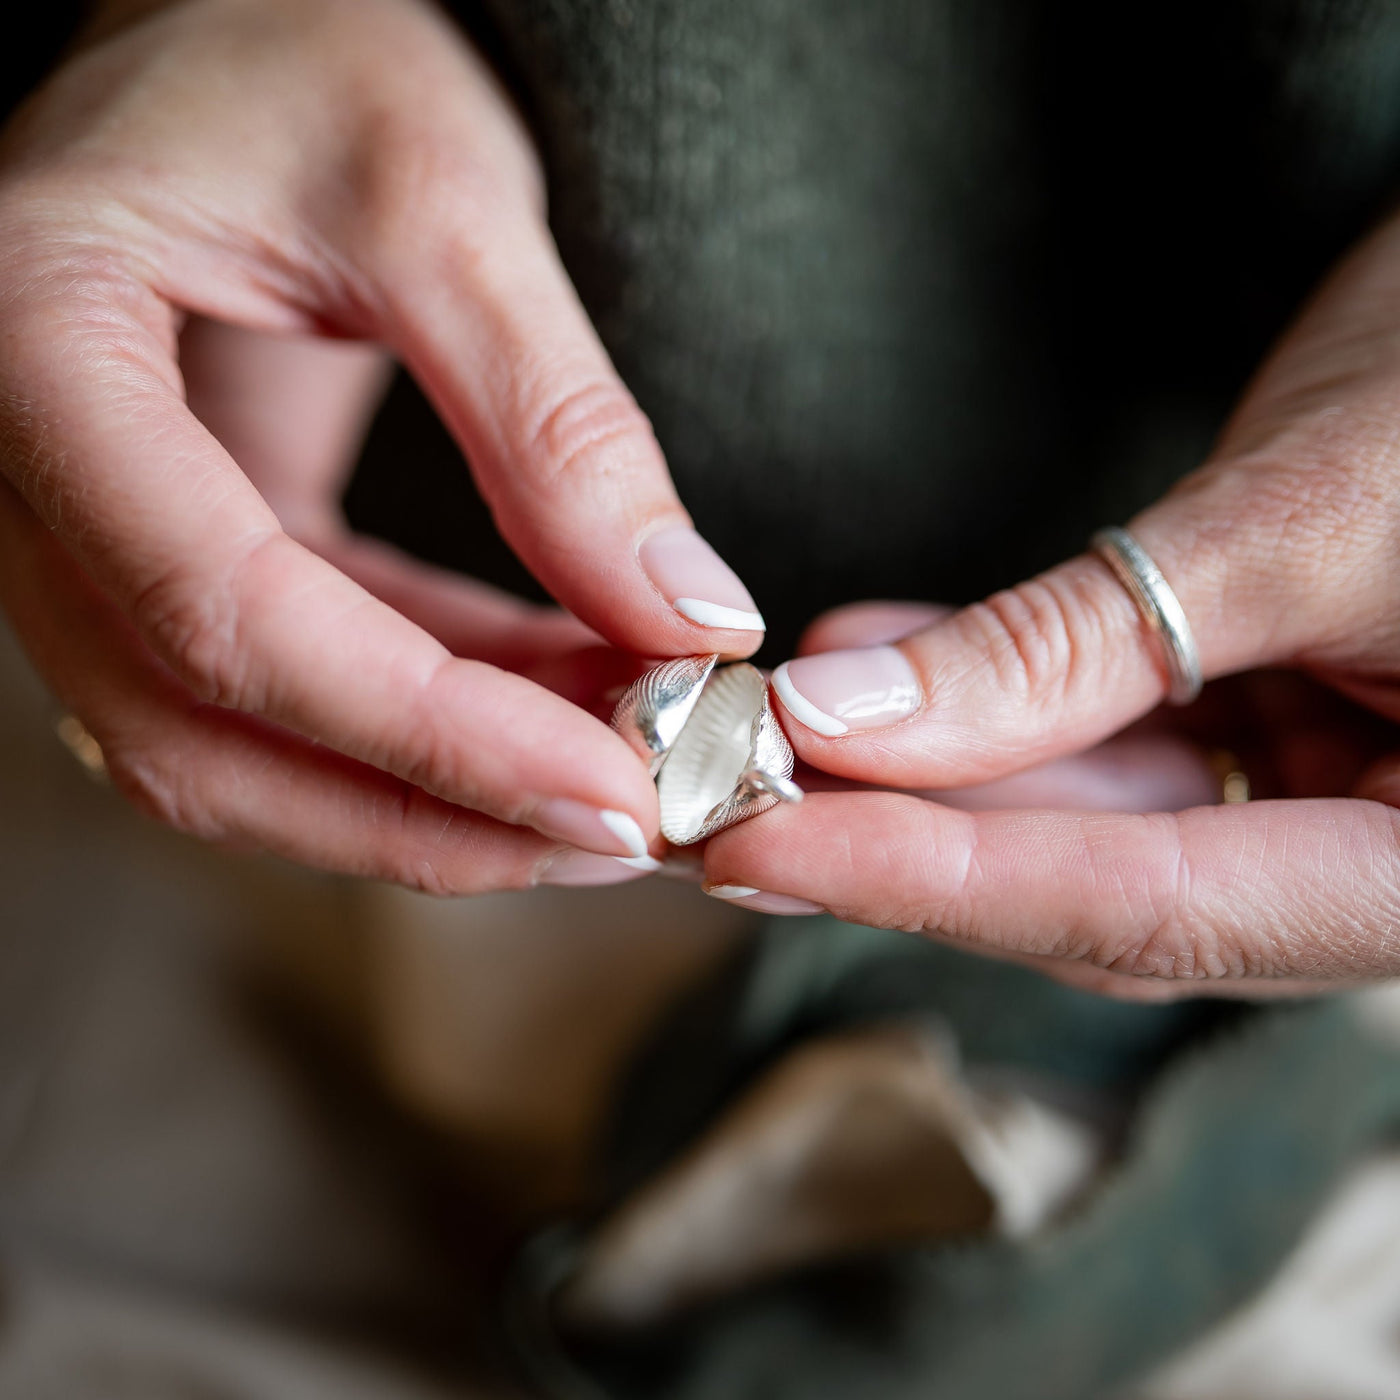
<box><xmin>0</xmin><ymin>0</ymin><xmax>767</xmax><ymax>891</ymax></box>
<box><xmin>4</xmin><ymin>0</ymin><xmax>1397</xmax><ymax>998</ymax></box>
<box><xmin>706</xmin><ymin>216</ymin><xmax>1400</xmax><ymax>997</ymax></box>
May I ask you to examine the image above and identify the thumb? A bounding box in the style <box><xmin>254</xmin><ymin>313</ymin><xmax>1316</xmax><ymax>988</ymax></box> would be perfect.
<box><xmin>770</xmin><ymin>540</ymin><xmax>1212</xmax><ymax>787</ymax></box>
<box><xmin>770</xmin><ymin>507</ymin><xmax>1367</xmax><ymax>788</ymax></box>
<box><xmin>770</xmin><ymin>218</ymin><xmax>1400</xmax><ymax>788</ymax></box>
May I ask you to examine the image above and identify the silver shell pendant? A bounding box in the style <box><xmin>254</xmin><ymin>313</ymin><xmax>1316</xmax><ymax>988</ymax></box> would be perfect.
<box><xmin>611</xmin><ymin>655</ymin><xmax>803</xmax><ymax>845</ymax></box>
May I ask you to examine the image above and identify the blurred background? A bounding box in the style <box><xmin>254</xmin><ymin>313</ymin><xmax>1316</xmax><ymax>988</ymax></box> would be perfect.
<box><xmin>8</xmin><ymin>7</ymin><xmax>1400</xmax><ymax>1399</ymax></box>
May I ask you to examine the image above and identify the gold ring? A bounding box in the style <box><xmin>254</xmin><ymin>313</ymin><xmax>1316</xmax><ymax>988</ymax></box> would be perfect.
<box><xmin>54</xmin><ymin>714</ymin><xmax>108</xmax><ymax>782</ymax></box>
<box><xmin>1208</xmin><ymin>748</ymin><xmax>1250</xmax><ymax>804</ymax></box>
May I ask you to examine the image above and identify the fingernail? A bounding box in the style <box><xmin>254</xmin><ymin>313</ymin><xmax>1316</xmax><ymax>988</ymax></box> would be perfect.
<box><xmin>535</xmin><ymin>799</ymin><xmax>650</xmax><ymax>857</ymax></box>
<box><xmin>539</xmin><ymin>850</ymin><xmax>662</xmax><ymax>887</ymax></box>
<box><xmin>638</xmin><ymin>524</ymin><xmax>765</xmax><ymax>633</ymax></box>
<box><xmin>705</xmin><ymin>884</ymin><xmax>825</xmax><ymax>915</ymax></box>
<box><xmin>772</xmin><ymin>647</ymin><xmax>921</xmax><ymax>737</ymax></box>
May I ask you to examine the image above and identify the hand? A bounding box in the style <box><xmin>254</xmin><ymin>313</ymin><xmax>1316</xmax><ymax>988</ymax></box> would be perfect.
<box><xmin>703</xmin><ymin>215</ymin><xmax>1400</xmax><ymax>996</ymax></box>
<box><xmin>0</xmin><ymin>0</ymin><xmax>764</xmax><ymax>891</ymax></box>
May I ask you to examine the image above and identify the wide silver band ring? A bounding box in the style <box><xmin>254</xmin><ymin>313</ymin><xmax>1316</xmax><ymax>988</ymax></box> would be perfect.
<box><xmin>1090</xmin><ymin>526</ymin><xmax>1203</xmax><ymax>706</ymax></box>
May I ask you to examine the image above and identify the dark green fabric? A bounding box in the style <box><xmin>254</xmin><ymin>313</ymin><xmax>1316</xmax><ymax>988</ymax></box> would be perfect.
<box><xmin>534</xmin><ymin>925</ymin><xmax>1400</xmax><ymax>1400</ymax></box>
<box><xmin>600</xmin><ymin>924</ymin><xmax>1244</xmax><ymax>1205</ymax></box>
<box><xmin>355</xmin><ymin>0</ymin><xmax>1400</xmax><ymax>657</ymax></box>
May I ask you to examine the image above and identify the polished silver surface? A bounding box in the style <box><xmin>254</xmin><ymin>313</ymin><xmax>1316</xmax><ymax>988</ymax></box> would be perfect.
<box><xmin>1091</xmin><ymin>526</ymin><xmax>1203</xmax><ymax>706</ymax></box>
<box><xmin>741</xmin><ymin>767</ymin><xmax>804</xmax><ymax>804</ymax></box>
<box><xmin>612</xmin><ymin>657</ymin><xmax>802</xmax><ymax>845</ymax></box>
<box><xmin>610</xmin><ymin>653</ymin><xmax>717</xmax><ymax>775</ymax></box>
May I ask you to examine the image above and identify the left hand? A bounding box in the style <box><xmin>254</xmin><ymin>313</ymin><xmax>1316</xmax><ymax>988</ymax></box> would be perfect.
<box><xmin>701</xmin><ymin>213</ymin><xmax>1400</xmax><ymax>999</ymax></box>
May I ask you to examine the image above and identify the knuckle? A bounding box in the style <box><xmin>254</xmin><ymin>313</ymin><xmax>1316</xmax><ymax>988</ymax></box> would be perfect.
<box><xmin>324</xmin><ymin>0</ymin><xmax>544</xmax><ymax>273</ymax></box>
<box><xmin>344</xmin><ymin>115</ymin><xmax>523</xmax><ymax>282</ymax></box>
<box><xmin>393</xmin><ymin>741</ymin><xmax>458</xmax><ymax>807</ymax></box>
<box><xmin>132</xmin><ymin>567</ymin><xmax>253</xmax><ymax>709</ymax></box>
<box><xmin>381</xmin><ymin>786</ymin><xmax>528</xmax><ymax>896</ymax></box>
<box><xmin>960</xmin><ymin>571</ymin><xmax>1111</xmax><ymax>711</ymax></box>
<box><xmin>393</xmin><ymin>855</ymin><xmax>458</xmax><ymax>899</ymax></box>
<box><xmin>1165</xmin><ymin>405</ymin><xmax>1400</xmax><ymax>652</ymax></box>
<box><xmin>517</xmin><ymin>375</ymin><xmax>657</xmax><ymax>491</ymax></box>
<box><xmin>106</xmin><ymin>742</ymin><xmax>226</xmax><ymax>843</ymax></box>
<box><xmin>1103</xmin><ymin>925</ymin><xmax>1221</xmax><ymax>980</ymax></box>
<box><xmin>1069</xmin><ymin>813</ymin><xmax>1240</xmax><ymax>982</ymax></box>
<box><xmin>1135</xmin><ymin>940</ymin><xmax>1224</xmax><ymax>990</ymax></box>
<box><xmin>394</xmin><ymin>858</ymin><xmax>524</xmax><ymax>898</ymax></box>
<box><xmin>1224</xmin><ymin>444</ymin><xmax>1378</xmax><ymax>574</ymax></box>
<box><xmin>393</xmin><ymin>668</ymin><xmax>522</xmax><ymax>823</ymax></box>
<box><xmin>130</xmin><ymin>536</ymin><xmax>281</xmax><ymax>714</ymax></box>
<box><xmin>394</xmin><ymin>687</ymin><xmax>466</xmax><ymax>800</ymax></box>
<box><xmin>0</xmin><ymin>181</ymin><xmax>149</xmax><ymax>310</ymax></box>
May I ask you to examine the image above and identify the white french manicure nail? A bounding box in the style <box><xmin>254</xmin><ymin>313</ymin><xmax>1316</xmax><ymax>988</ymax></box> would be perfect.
<box><xmin>599</xmin><ymin>809</ymin><xmax>650</xmax><ymax>857</ymax></box>
<box><xmin>539</xmin><ymin>850</ymin><xmax>658</xmax><ymax>887</ymax></box>
<box><xmin>673</xmin><ymin>598</ymin><xmax>766</xmax><ymax>630</ymax></box>
<box><xmin>705</xmin><ymin>885</ymin><xmax>826</xmax><ymax>915</ymax></box>
<box><xmin>772</xmin><ymin>663</ymin><xmax>847</xmax><ymax>736</ymax></box>
<box><xmin>639</xmin><ymin>524</ymin><xmax>765</xmax><ymax>633</ymax></box>
<box><xmin>772</xmin><ymin>648</ymin><xmax>922</xmax><ymax>737</ymax></box>
<box><xmin>535</xmin><ymin>799</ymin><xmax>651</xmax><ymax>858</ymax></box>
<box><xmin>617</xmin><ymin>853</ymin><xmax>664</xmax><ymax>871</ymax></box>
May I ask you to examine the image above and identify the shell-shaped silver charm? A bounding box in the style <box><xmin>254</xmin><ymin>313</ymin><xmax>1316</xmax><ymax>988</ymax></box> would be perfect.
<box><xmin>609</xmin><ymin>654</ymin><xmax>717</xmax><ymax>776</ymax></box>
<box><xmin>612</xmin><ymin>655</ymin><xmax>802</xmax><ymax>846</ymax></box>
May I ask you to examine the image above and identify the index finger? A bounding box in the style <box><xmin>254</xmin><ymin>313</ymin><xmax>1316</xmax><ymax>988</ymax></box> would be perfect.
<box><xmin>1</xmin><ymin>270</ymin><xmax>658</xmax><ymax>857</ymax></box>
<box><xmin>374</xmin><ymin>195</ymin><xmax>767</xmax><ymax>660</ymax></box>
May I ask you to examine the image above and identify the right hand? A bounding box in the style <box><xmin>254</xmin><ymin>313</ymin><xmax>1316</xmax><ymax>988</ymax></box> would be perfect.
<box><xmin>0</xmin><ymin>0</ymin><xmax>765</xmax><ymax>891</ymax></box>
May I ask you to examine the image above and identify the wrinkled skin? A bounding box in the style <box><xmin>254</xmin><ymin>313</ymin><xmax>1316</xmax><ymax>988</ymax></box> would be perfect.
<box><xmin>5</xmin><ymin>0</ymin><xmax>1398</xmax><ymax>1001</ymax></box>
<box><xmin>0</xmin><ymin>0</ymin><xmax>765</xmax><ymax>892</ymax></box>
<box><xmin>708</xmin><ymin>218</ymin><xmax>1400</xmax><ymax>997</ymax></box>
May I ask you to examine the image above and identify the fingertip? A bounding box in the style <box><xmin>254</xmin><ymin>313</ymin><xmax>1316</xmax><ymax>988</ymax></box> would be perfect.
<box><xmin>535</xmin><ymin>848</ymin><xmax>661</xmax><ymax>886</ymax></box>
<box><xmin>638</xmin><ymin>523</ymin><xmax>766</xmax><ymax>653</ymax></box>
<box><xmin>772</xmin><ymin>661</ymin><xmax>848</xmax><ymax>736</ymax></box>
<box><xmin>771</xmin><ymin>649</ymin><xmax>922</xmax><ymax>740</ymax></box>
<box><xmin>695</xmin><ymin>621</ymin><xmax>766</xmax><ymax>661</ymax></box>
<box><xmin>533</xmin><ymin>797</ymin><xmax>655</xmax><ymax>858</ymax></box>
<box><xmin>702</xmin><ymin>883</ymin><xmax>826</xmax><ymax>916</ymax></box>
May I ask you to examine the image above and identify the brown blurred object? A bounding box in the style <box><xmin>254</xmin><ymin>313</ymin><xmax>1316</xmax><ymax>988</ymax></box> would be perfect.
<box><xmin>361</xmin><ymin>879</ymin><xmax>749</xmax><ymax>1224</ymax></box>
<box><xmin>1206</xmin><ymin>749</ymin><xmax>1250</xmax><ymax>805</ymax></box>
<box><xmin>558</xmin><ymin>1026</ymin><xmax>996</xmax><ymax>1333</ymax></box>
<box><xmin>0</xmin><ymin>614</ymin><xmax>746</xmax><ymax>1392</ymax></box>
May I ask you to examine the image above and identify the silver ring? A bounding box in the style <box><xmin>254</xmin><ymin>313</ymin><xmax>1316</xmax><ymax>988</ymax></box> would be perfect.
<box><xmin>1090</xmin><ymin>526</ymin><xmax>1203</xmax><ymax>706</ymax></box>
